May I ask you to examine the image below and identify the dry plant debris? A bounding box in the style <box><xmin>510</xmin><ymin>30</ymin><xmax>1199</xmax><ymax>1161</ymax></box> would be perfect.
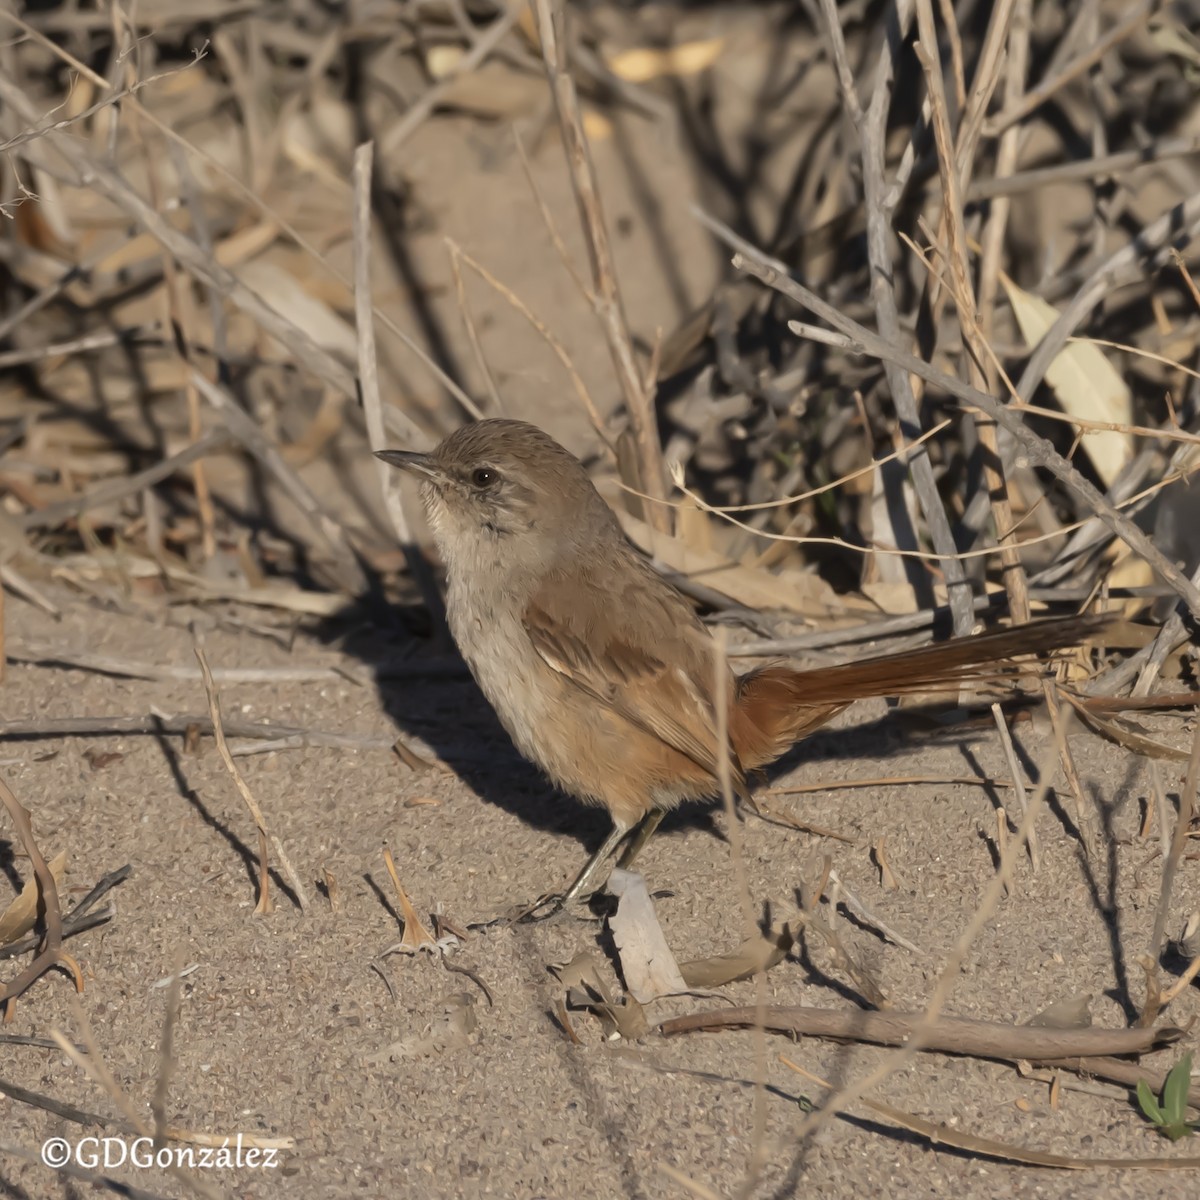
<box><xmin>365</xmin><ymin>991</ymin><xmax>480</xmax><ymax>1065</ymax></box>
<box><xmin>0</xmin><ymin>780</ymin><xmax>82</xmax><ymax>1016</ymax></box>
<box><xmin>606</xmin><ymin>867</ymin><xmax>689</xmax><ymax>1002</ymax></box>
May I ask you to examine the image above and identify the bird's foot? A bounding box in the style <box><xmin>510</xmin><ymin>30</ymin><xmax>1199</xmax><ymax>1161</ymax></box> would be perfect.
<box><xmin>515</xmin><ymin>892</ymin><xmax>574</xmax><ymax>925</ymax></box>
<box><xmin>468</xmin><ymin>892</ymin><xmax>578</xmax><ymax>930</ymax></box>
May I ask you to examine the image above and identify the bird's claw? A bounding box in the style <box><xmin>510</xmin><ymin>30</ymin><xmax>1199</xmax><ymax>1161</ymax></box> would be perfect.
<box><xmin>516</xmin><ymin>893</ymin><xmax>571</xmax><ymax>924</ymax></box>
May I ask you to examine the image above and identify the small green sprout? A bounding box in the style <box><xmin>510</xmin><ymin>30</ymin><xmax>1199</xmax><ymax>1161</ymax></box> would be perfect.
<box><xmin>1137</xmin><ymin>1053</ymin><xmax>1198</xmax><ymax>1142</ymax></box>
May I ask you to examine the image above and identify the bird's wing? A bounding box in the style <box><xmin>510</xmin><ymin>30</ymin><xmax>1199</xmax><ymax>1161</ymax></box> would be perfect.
<box><xmin>523</xmin><ymin>565</ymin><xmax>742</xmax><ymax>787</ymax></box>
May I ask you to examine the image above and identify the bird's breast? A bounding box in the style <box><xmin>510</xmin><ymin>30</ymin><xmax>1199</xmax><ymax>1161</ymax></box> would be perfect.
<box><xmin>445</xmin><ymin>578</ymin><xmax>560</xmax><ymax>766</ymax></box>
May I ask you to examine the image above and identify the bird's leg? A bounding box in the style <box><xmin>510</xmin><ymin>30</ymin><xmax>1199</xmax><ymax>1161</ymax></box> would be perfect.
<box><xmin>559</xmin><ymin>820</ymin><xmax>630</xmax><ymax>907</ymax></box>
<box><xmin>519</xmin><ymin>819</ymin><xmax>631</xmax><ymax>923</ymax></box>
<box><xmin>615</xmin><ymin>807</ymin><xmax>666</xmax><ymax>871</ymax></box>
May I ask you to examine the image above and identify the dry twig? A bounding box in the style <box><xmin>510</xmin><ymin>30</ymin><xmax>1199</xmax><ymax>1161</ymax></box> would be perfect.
<box><xmin>530</xmin><ymin>0</ymin><xmax>669</xmax><ymax>531</ymax></box>
<box><xmin>0</xmin><ymin>779</ymin><xmax>83</xmax><ymax>1013</ymax></box>
<box><xmin>195</xmin><ymin>646</ymin><xmax>286</xmax><ymax>913</ymax></box>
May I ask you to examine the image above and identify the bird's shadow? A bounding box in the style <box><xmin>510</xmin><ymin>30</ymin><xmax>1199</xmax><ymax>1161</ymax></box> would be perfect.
<box><xmin>337</xmin><ymin>611</ymin><xmax>612</xmax><ymax>844</ymax></box>
<box><xmin>338</xmin><ymin>615</ymin><xmax>1009</xmax><ymax>860</ymax></box>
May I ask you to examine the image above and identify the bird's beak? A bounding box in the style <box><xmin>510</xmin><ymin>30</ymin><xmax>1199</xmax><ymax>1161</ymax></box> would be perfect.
<box><xmin>375</xmin><ymin>449</ymin><xmax>444</xmax><ymax>482</ymax></box>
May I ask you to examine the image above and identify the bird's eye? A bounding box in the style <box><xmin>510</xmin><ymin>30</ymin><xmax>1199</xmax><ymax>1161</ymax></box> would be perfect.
<box><xmin>470</xmin><ymin>467</ymin><xmax>497</xmax><ymax>488</ymax></box>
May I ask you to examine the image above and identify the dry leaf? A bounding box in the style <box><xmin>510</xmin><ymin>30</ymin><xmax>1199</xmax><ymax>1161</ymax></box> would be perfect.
<box><xmin>1151</xmin><ymin>20</ymin><xmax>1200</xmax><ymax>70</ymax></box>
<box><xmin>280</xmin><ymin>96</ymin><xmax>356</xmax><ymax>187</ymax></box>
<box><xmin>214</xmin><ymin>220</ymin><xmax>280</xmax><ymax>269</ymax></box>
<box><xmin>550</xmin><ymin>951</ymin><xmax>649</xmax><ymax>1040</ymax></box>
<box><xmin>1106</xmin><ymin>546</ymin><xmax>1156</xmax><ymax>595</ymax></box>
<box><xmin>95</xmin><ymin>227</ymin><xmax>184</xmax><ymax>275</ymax></box>
<box><xmin>425</xmin><ymin>45</ymin><xmax>465</xmax><ymax>78</ymax></box>
<box><xmin>364</xmin><ymin>992</ymin><xmax>479</xmax><ymax>1063</ymax></box>
<box><xmin>1026</xmin><ymin>994</ymin><xmax>1093</xmax><ymax>1030</ymax></box>
<box><xmin>1179</xmin><ymin>912</ymin><xmax>1200</xmax><ymax>958</ymax></box>
<box><xmin>582</xmin><ymin>110</ymin><xmax>613</xmax><ymax>141</ymax></box>
<box><xmin>607</xmin><ymin>868</ymin><xmax>688</xmax><ymax>1002</ymax></box>
<box><xmin>605</xmin><ymin>38</ymin><xmax>725</xmax><ymax>83</ymax></box>
<box><xmin>678</xmin><ymin>924</ymin><xmax>795</xmax><ymax>988</ymax></box>
<box><xmin>597</xmin><ymin>995</ymin><xmax>649</xmax><ymax>1041</ymax></box>
<box><xmin>614</xmin><ymin>508</ymin><xmax>843</xmax><ymax>617</ymax></box>
<box><xmin>873</xmin><ymin>839</ymin><xmax>900</xmax><ymax>890</ymax></box>
<box><xmin>188</xmin><ymin>584</ymin><xmax>347</xmax><ymax>616</ymax></box>
<box><xmin>550</xmin><ymin>951</ymin><xmax>613</xmax><ymax>1000</ymax></box>
<box><xmin>999</xmin><ymin>271</ymin><xmax>1132</xmax><ymax>485</ymax></box>
<box><xmin>674</xmin><ymin>497</ymin><xmax>713</xmax><ymax>554</ymax></box>
<box><xmin>0</xmin><ymin>850</ymin><xmax>67</xmax><ymax>945</ymax></box>
<box><xmin>862</xmin><ymin>580</ymin><xmax>920</xmax><ymax>615</ymax></box>
<box><xmin>84</xmin><ymin>749</ymin><xmax>124</xmax><ymax>770</ymax></box>
<box><xmin>430</xmin><ymin>62</ymin><xmax>545</xmax><ymax>121</ymax></box>
<box><xmin>235</xmin><ymin>260</ymin><xmax>358</xmax><ymax>364</ymax></box>
<box><xmin>18</xmin><ymin>165</ymin><xmax>74</xmax><ymax>253</ymax></box>
<box><xmin>379</xmin><ymin>847</ymin><xmax>446</xmax><ymax>955</ymax></box>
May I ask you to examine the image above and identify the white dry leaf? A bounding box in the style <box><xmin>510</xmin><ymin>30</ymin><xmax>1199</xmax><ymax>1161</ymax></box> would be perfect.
<box><xmin>674</xmin><ymin>496</ymin><xmax>714</xmax><ymax>554</ymax></box>
<box><xmin>234</xmin><ymin>260</ymin><xmax>359</xmax><ymax>366</ymax></box>
<box><xmin>425</xmin><ymin>45</ymin><xmax>465</xmax><ymax>78</ymax></box>
<box><xmin>182</xmin><ymin>120</ymin><xmax>253</xmax><ymax>192</ymax></box>
<box><xmin>605</xmin><ymin>38</ymin><xmax>725</xmax><ymax>83</ymax></box>
<box><xmin>866</xmin><ymin>460</ymin><xmax>919</xmax><ymax>586</ymax></box>
<box><xmin>0</xmin><ymin>851</ymin><xmax>67</xmax><ymax>946</ymax></box>
<box><xmin>999</xmin><ymin>272</ymin><xmax>1132</xmax><ymax>486</ymax></box>
<box><xmin>1179</xmin><ymin>912</ymin><xmax>1200</xmax><ymax>959</ymax></box>
<box><xmin>606</xmin><ymin>868</ymin><xmax>688</xmax><ymax>1003</ymax></box>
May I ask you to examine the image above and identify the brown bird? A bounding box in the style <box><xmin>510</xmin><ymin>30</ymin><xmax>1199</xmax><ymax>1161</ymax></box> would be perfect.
<box><xmin>379</xmin><ymin>419</ymin><xmax>1096</xmax><ymax>916</ymax></box>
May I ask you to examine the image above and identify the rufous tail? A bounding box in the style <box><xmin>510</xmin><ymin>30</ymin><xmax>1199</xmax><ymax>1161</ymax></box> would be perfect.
<box><xmin>731</xmin><ymin>614</ymin><xmax>1103</xmax><ymax>770</ymax></box>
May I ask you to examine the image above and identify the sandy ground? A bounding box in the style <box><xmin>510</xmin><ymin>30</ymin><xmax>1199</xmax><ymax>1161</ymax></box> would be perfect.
<box><xmin>1</xmin><ymin>584</ymin><xmax>1198</xmax><ymax>1200</ymax></box>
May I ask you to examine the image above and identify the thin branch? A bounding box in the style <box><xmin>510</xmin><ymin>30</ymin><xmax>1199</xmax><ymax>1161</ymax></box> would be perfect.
<box><xmin>914</xmin><ymin>0</ymin><xmax>1030</xmax><ymax>622</ymax></box>
<box><xmin>530</xmin><ymin>0</ymin><xmax>669</xmax><ymax>531</ymax></box>
<box><xmin>967</xmin><ymin>134</ymin><xmax>1200</xmax><ymax>202</ymax></box>
<box><xmin>692</xmin><ymin>208</ymin><xmax>1200</xmax><ymax>619</ymax></box>
<box><xmin>190</xmin><ymin>371</ymin><xmax>367</xmax><ymax>595</ymax></box>
<box><xmin>660</xmin><ymin>1005</ymin><xmax>1180</xmax><ymax>1061</ymax></box>
<box><xmin>816</xmin><ymin>0</ymin><xmax>974</xmax><ymax>634</ymax></box>
<box><xmin>0</xmin><ymin>779</ymin><xmax>81</xmax><ymax>1011</ymax></box>
<box><xmin>378</xmin><ymin>4</ymin><xmax>524</xmax><ymax>155</ymax></box>
<box><xmin>0</xmin><ymin>63</ymin><xmax>428</xmax><ymax>446</ymax></box>
<box><xmin>984</xmin><ymin>1</ymin><xmax>1157</xmax><ymax>137</ymax></box>
<box><xmin>352</xmin><ymin>141</ymin><xmax>446</xmax><ymax>630</ymax></box>
<box><xmin>194</xmin><ymin>647</ymin><xmax>275</xmax><ymax>914</ymax></box>
<box><xmin>15</xmin><ymin>429</ymin><xmax>230</xmax><ymax>533</ymax></box>
<box><xmin>1150</xmin><ymin>711</ymin><xmax>1200</xmax><ymax>963</ymax></box>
